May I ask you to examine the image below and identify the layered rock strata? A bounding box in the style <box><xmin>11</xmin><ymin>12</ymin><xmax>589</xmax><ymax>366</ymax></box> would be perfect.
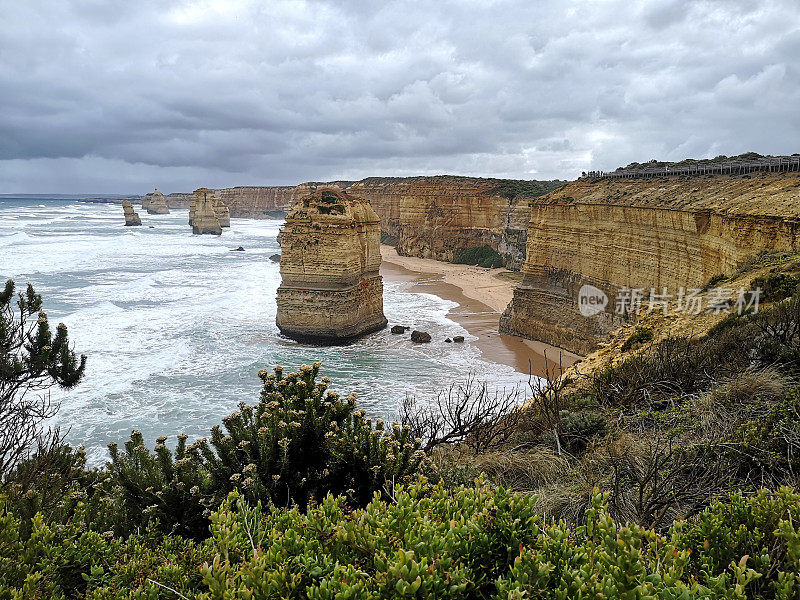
<box><xmin>213</xmin><ymin>197</ymin><xmax>231</xmax><ymax>228</ymax></box>
<box><xmin>500</xmin><ymin>172</ymin><xmax>800</xmax><ymax>355</ymax></box>
<box><xmin>344</xmin><ymin>176</ymin><xmax>562</xmax><ymax>269</ymax></box>
<box><xmin>146</xmin><ymin>189</ymin><xmax>170</xmax><ymax>214</ymax></box>
<box><xmin>166</xmin><ymin>192</ymin><xmax>192</xmax><ymax>209</ymax></box>
<box><xmin>276</xmin><ymin>189</ymin><xmax>387</xmax><ymax>343</ymax></box>
<box><xmin>122</xmin><ymin>200</ymin><xmax>141</xmax><ymax>226</ymax></box>
<box><xmin>191</xmin><ymin>188</ymin><xmax>222</xmax><ymax>235</ymax></box>
<box><xmin>215</xmin><ymin>186</ymin><xmax>294</xmax><ymax>218</ymax></box>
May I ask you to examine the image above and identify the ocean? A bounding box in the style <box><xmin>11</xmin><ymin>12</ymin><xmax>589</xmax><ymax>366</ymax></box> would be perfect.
<box><xmin>0</xmin><ymin>197</ymin><xmax>531</xmax><ymax>465</ymax></box>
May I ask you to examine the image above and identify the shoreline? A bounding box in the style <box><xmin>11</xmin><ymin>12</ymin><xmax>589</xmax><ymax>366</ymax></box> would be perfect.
<box><xmin>379</xmin><ymin>245</ymin><xmax>581</xmax><ymax>378</ymax></box>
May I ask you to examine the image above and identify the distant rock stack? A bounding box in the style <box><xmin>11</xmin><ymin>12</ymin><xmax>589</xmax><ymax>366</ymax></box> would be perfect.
<box><xmin>141</xmin><ymin>193</ymin><xmax>153</xmax><ymax>212</ymax></box>
<box><xmin>276</xmin><ymin>188</ymin><xmax>387</xmax><ymax>343</ymax></box>
<box><xmin>122</xmin><ymin>200</ymin><xmax>142</xmax><ymax>226</ymax></box>
<box><xmin>188</xmin><ymin>196</ymin><xmax>196</xmax><ymax>225</ymax></box>
<box><xmin>191</xmin><ymin>188</ymin><xmax>222</xmax><ymax>235</ymax></box>
<box><xmin>146</xmin><ymin>189</ymin><xmax>170</xmax><ymax>214</ymax></box>
<box><xmin>213</xmin><ymin>197</ymin><xmax>231</xmax><ymax>227</ymax></box>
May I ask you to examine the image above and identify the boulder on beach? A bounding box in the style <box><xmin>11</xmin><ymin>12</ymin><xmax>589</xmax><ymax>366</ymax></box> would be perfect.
<box><xmin>453</xmin><ymin>335</ymin><xmax>465</xmax><ymax>343</ymax></box>
<box><xmin>411</xmin><ymin>330</ymin><xmax>431</xmax><ymax>343</ymax></box>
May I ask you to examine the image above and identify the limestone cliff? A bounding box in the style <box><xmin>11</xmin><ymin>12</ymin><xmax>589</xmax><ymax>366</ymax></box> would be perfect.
<box><xmin>215</xmin><ymin>186</ymin><xmax>294</xmax><ymax>218</ymax></box>
<box><xmin>276</xmin><ymin>188</ymin><xmax>387</xmax><ymax>343</ymax></box>
<box><xmin>500</xmin><ymin>172</ymin><xmax>800</xmax><ymax>354</ymax></box>
<box><xmin>122</xmin><ymin>200</ymin><xmax>141</xmax><ymax>226</ymax></box>
<box><xmin>191</xmin><ymin>188</ymin><xmax>222</xmax><ymax>235</ymax></box>
<box><xmin>146</xmin><ymin>189</ymin><xmax>170</xmax><ymax>214</ymax></box>
<box><xmin>343</xmin><ymin>176</ymin><xmax>562</xmax><ymax>269</ymax></box>
<box><xmin>166</xmin><ymin>193</ymin><xmax>192</xmax><ymax>209</ymax></box>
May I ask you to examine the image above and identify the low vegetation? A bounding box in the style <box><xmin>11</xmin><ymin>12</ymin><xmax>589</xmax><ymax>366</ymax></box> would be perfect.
<box><xmin>4</xmin><ymin>278</ymin><xmax>800</xmax><ymax>597</ymax></box>
<box><xmin>452</xmin><ymin>245</ymin><xmax>504</xmax><ymax>268</ymax></box>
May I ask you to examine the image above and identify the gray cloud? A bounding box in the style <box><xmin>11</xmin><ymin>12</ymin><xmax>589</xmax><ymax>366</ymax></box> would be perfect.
<box><xmin>0</xmin><ymin>0</ymin><xmax>798</xmax><ymax>193</ymax></box>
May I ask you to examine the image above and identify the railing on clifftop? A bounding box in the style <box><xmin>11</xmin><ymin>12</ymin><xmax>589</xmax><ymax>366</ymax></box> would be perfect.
<box><xmin>583</xmin><ymin>156</ymin><xmax>800</xmax><ymax>179</ymax></box>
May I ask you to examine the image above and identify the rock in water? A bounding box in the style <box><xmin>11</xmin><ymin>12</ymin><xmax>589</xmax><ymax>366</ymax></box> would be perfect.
<box><xmin>453</xmin><ymin>335</ymin><xmax>465</xmax><ymax>343</ymax></box>
<box><xmin>191</xmin><ymin>188</ymin><xmax>222</xmax><ymax>235</ymax></box>
<box><xmin>146</xmin><ymin>189</ymin><xmax>170</xmax><ymax>214</ymax></box>
<box><xmin>122</xmin><ymin>200</ymin><xmax>142</xmax><ymax>226</ymax></box>
<box><xmin>391</xmin><ymin>325</ymin><xmax>407</xmax><ymax>334</ymax></box>
<box><xmin>276</xmin><ymin>188</ymin><xmax>388</xmax><ymax>343</ymax></box>
<box><xmin>231</xmin><ymin>246</ymin><xmax>245</xmax><ymax>252</ymax></box>
<box><xmin>411</xmin><ymin>330</ymin><xmax>431</xmax><ymax>343</ymax></box>
<box><xmin>269</xmin><ymin>254</ymin><xmax>281</xmax><ymax>263</ymax></box>
<box><xmin>213</xmin><ymin>196</ymin><xmax>231</xmax><ymax>227</ymax></box>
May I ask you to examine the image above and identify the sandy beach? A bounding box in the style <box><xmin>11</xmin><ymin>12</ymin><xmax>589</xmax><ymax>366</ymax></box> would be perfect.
<box><xmin>380</xmin><ymin>245</ymin><xmax>580</xmax><ymax>378</ymax></box>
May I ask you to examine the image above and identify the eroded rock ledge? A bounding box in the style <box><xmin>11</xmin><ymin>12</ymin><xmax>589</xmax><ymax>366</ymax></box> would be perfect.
<box><xmin>276</xmin><ymin>189</ymin><xmax>387</xmax><ymax>343</ymax></box>
<box><xmin>500</xmin><ymin>172</ymin><xmax>800</xmax><ymax>355</ymax></box>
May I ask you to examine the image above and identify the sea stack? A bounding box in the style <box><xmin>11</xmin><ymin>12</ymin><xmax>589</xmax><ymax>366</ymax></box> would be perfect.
<box><xmin>122</xmin><ymin>200</ymin><xmax>142</xmax><ymax>226</ymax></box>
<box><xmin>213</xmin><ymin>196</ymin><xmax>231</xmax><ymax>227</ymax></box>
<box><xmin>276</xmin><ymin>188</ymin><xmax>387</xmax><ymax>343</ymax></box>
<box><xmin>191</xmin><ymin>188</ymin><xmax>222</xmax><ymax>235</ymax></box>
<box><xmin>146</xmin><ymin>189</ymin><xmax>170</xmax><ymax>214</ymax></box>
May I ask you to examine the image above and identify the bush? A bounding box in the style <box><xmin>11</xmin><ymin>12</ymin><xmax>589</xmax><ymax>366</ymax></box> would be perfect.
<box><xmin>752</xmin><ymin>271</ymin><xmax>800</xmax><ymax>302</ymax></box>
<box><xmin>107</xmin><ymin>363</ymin><xmax>429</xmax><ymax>538</ymax></box>
<box><xmin>620</xmin><ymin>326</ymin><xmax>654</xmax><ymax>352</ymax></box>
<box><xmin>452</xmin><ymin>245</ymin><xmax>504</xmax><ymax>268</ymax></box>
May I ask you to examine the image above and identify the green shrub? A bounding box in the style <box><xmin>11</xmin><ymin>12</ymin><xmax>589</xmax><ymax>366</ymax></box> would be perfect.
<box><xmin>621</xmin><ymin>326</ymin><xmax>654</xmax><ymax>352</ymax></box>
<box><xmin>752</xmin><ymin>271</ymin><xmax>800</xmax><ymax>302</ymax></box>
<box><xmin>107</xmin><ymin>363</ymin><xmax>428</xmax><ymax>538</ymax></box>
<box><xmin>453</xmin><ymin>245</ymin><xmax>504</xmax><ymax>268</ymax></box>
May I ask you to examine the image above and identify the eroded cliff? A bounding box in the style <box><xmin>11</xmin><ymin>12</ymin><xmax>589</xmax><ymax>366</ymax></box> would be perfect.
<box><xmin>343</xmin><ymin>176</ymin><xmax>562</xmax><ymax>269</ymax></box>
<box><xmin>500</xmin><ymin>172</ymin><xmax>800</xmax><ymax>354</ymax></box>
<box><xmin>216</xmin><ymin>186</ymin><xmax>294</xmax><ymax>218</ymax></box>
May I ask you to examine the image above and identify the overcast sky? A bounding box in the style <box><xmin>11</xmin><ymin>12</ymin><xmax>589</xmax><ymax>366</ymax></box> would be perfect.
<box><xmin>1</xmin><ymin>0</ymin><xmax>798</xmax><ymax>194</ymax></box>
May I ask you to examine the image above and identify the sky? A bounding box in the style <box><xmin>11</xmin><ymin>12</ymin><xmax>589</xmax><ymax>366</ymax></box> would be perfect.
<box><xmin>0</xmin><ymin>0</ymin><xmax>798</xmax><ymax>194</ymax></box>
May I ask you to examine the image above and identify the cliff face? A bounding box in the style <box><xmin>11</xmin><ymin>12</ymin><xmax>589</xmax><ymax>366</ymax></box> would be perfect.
<box><xmin>166</xmin><ymin>193</ymin><xmax>192</xmax><ymax>209</ymax></box>
<box><xmin>215</xmin><ymin>186</ymin><xmax>294</xmax><ymax>218</ymax></box>
<box><xmin>500</xmin><ymin>172</ymin><xmax>800</xmax><ymax>354</ymax></box>
<box><xmin>341</xmin><ymin>176</ymin><xmax>560</xmax><ymax>269</ymax></box>
<box><xmin>276</xmin><ymin>189</ymin><xmax>387</xmax><ymax>342</ymax></box>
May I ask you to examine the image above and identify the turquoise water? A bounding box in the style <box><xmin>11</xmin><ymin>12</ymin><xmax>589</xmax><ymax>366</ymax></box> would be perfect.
<box><xmin>0</xmin><ymin>198</ymin><xmax>530</xmax><ymax>465</ymax></box>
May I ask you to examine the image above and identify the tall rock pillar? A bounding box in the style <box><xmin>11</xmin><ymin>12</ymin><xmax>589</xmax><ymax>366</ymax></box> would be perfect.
<box><xmin>191</xmin><ymin>188</ymin><xmax>222</xmax><ymax>235</ymax></box>
<box><xmin>276</xmin><ymin>189</ymin><xmax>387</xmax><ymax>343</ymax></box>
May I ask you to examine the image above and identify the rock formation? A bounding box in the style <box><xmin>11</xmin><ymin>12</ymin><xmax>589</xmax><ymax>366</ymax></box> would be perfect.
<box><xmin>213</xmin><ymin>196</ymin><xmax>230</xmax><ymax>227</ymax></box>
<box><xmin>276</xmin><ymin>189</ymin><xmax>387</xmax><ymax>343</ymax></box>
<box><xmin>191</xmin><ymin>188</ymin><xmax>222</xmax><ymax>235</ymax></box>
<box><xmin>500</xmin><ymin>171</ymin><xmax>800</xmax><ymax>355</ymax></box>
<box><xmin>122</xmin><ymin>200</ymin><xmax>141</xmax><ymax>226</ymax></box>
<box><xmin>344</xmin><ymin>176</ymin><xmax>563</xmax><ymax>269</ymax></box>
<box><xmin>215</xmin><ymin>186</ymin><xmax>295</xmax><ymax>218</ymax></box>
<box><xmin>166</xmin><ymin>192</ymin><xmax>193</xmax><ymax>209</ymax></box>
<box><xmin>145</xmin><ymin>189</ymin><xmax>170</xmax><ymax>214</ymax></box>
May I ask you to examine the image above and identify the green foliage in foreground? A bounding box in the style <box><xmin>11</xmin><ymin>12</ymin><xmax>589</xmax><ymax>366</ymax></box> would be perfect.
<box><xmin>453</xmin><ymin>245</ymin><xmax>504</xmax><ymax>268</ymax></box>
<box><xmin>106</xmin><ymin>363</ymin><xmax>428</xmax><ymax>539</ymax></box>
<box><xmin>2</xmin><ymin>481</ymin><xmax>800</xmax><ymax>598</ymax></box>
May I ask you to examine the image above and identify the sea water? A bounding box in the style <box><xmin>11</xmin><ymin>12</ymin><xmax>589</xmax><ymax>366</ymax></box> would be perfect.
<box><xmin>0</xmin><ymin>197</ymin><xmax>532</xmax><ymax>465</ymax></box>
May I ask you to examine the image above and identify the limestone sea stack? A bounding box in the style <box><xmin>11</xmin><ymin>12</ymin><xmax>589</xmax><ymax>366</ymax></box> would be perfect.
<box><xmin>213</xmin><ymin>196</ymin><xmax>231</xmax><ymax>227</ymax></box>
<box><xmin>191</xmin><ymin>188</ymin><xmax>222</xmax><ymax>235</ymax></box>
<box><xmin>122</xmin><ymin>200</ymin><xmax>142</xmax><ymax>226</ymax></box>
<box><xmin>146</xmin><ymin>189</ymin><xmax>170</xmax><ymax>214</ymax></box>
<box><xmin>276</xmin><ymin>188</ymin><xmax>388</xmax><ymax>343</ymax></box>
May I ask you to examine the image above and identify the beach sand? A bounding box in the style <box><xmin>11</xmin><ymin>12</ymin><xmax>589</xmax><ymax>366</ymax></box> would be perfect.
<box><xmin>380</xmin><ymin>245</ymin><xmax>580</xmax><ymax>378</ymax></box>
